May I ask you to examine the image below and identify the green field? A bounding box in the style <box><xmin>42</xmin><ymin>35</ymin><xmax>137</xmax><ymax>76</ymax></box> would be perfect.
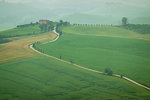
<box><xmin>0</xmin><ymin>24</ymin><xmax>41</xmax><ymax>37</ymax></box>
<box><xmin>1</xmin><ymin>25</ymin><xmax>150</xmax><ymax>100</ymax></box>
<box><xmin>60</xmin><ymin>25</ymin><xmax>137</xmax><ymax>36</ymax></box>
<box><xmin>0</xmin><ymin>56</ymin><xmax>150</xmax><ymax>100</ymax></box>
<box><xmin>0</xmin><ymin>24</ymin><xmax>42</xmax><ymax>44</ymax></box>
<box><xmin>36</xmin><ymin>25</ymin><xmax>150</xmax><ymax>87</ymax></box>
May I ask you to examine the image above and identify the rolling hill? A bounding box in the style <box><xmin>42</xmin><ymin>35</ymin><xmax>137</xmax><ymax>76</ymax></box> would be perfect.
<box><xmin>35</xmin><ymin>25</ymin><xmax>150</xmax><ymax>88</ymax></box>
<box><xmin>0</xmin><ymin>24</ymin><xmax>150</xmax><ymax>100</ymax></box>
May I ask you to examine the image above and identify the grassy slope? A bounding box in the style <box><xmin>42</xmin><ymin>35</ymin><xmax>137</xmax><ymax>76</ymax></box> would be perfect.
<box><xmin>1</xmin><ymin>25</ymin><xmax>150</xmax><ymax>100</ymax></box>
<box><xmin>0</xmin><ymin>32</ymin><xmax>55</xmax><ymax>63</ymax></box>
<box><xmin>60</xmin><ymin>25</ymin><xmax>150</xmax><ymax>40</ymax></box>
<box><xmin>36</xmin><ymin>25</ymin><xmax>150</xmax><ymax>87</ymax></box>
<box><xmin>60</xmin><ymin>25</ymin><xmax>137</xmax><ymax>36</ymax></box>
<box><xmin>0</xmin><ymin>56</ymin><xmax>150</xmax><ymax>100</ymax></box>
<box><xmin>0</xmin><ymin>24</ymin><xmax>41</xmax><ymax>37</ymax></box>
<box><xmin>0</xmin><ymin>24</ymin><xmax>41</xmax><ymax>46</ymax></box>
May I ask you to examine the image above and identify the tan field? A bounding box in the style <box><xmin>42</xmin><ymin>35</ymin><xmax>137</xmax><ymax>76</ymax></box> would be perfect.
<box><xmin>0</xmin><ymin>32</ymin><xmax>57</xmax><ymax>63</ymax></box>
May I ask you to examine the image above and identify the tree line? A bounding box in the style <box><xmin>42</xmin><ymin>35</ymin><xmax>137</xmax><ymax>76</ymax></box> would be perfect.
<box><xmin>0</xmin><ymin>37</ymin><xmax>11</xmax><ymax>44</ymax></box>
<box><xmin>39</xmin><ymin>23</ymin><xmax>54</xmax><ymax>33</ymax></box>
<box><xmin>56</xmin><ymin>20</ymin><xmax>70</xmax><ymax>35</ymax></box>
<box><xmin>73</xmin><ymin>24</ymin><xmax>113</xmax><ymax>26</ymax></box>
<box><xmin>17</xmin><ymin>22</ymin><xmax>38</xmax><ymax>28</ymax></box>
<box><xmin>121</xmin><ymin>17</ymin><xmax>150</xmax><ymax>34</ymax></box>
<box><xmin>39</xmin><ymin>20</ymin><xmax>70</xmax><ymax>34</ymax></box>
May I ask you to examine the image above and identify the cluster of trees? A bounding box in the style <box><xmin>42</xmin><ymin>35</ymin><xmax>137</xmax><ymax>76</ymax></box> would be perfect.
<box><xmin>104</xmin><ymin>68</ymin><xmax>124</xmax><ymax>78</ymax></box>
<box><xmin>32</xmin><ymin>41</ymin><xmax>40</xmax><ymax>48</ymax></box>
<box><xmin>0</xmin><ymin>33</ymin><xmax>35</xmax><ymax>38</ymax></box>
<box><xmin>56</xmin><ymin>27</ymin><xmax>63</xmax><ymax>35</ymax></box>
<box><xmin>57</xmin><ymin>20</ymin><xmax>70</xmax><ymax>26</ymax></box>
<box><xmin>123</xmin><ymin>24</ymin><xmax>150</xmax><ymax>34</ymax></box>
<box><xmin>17</xmin><ymin>22</ymin><xmax>38</xmax><ymax>28</ymax></box>
<box><xmin>39</xmin><ymin>23</ymin><xmax>54</xmax><ymax>33</ymax></box>
<box><xmin>56</xmin><ymin>20</ymin><xmax>70</xmax><ymax>35</ymax></box>
<box><xmin>121</xmin><ymin>17</ymin><xmax>150</xmax><ymax>34</ymax></box>
<box><xmin>104</xmin><ymin>68</ymin><xmax>113</xmax><ymax>76</ymax></box>
<box><xmin>16</xmin><ymin>20</ymin><xmax>71</xmax><ymax>36</ymax></box>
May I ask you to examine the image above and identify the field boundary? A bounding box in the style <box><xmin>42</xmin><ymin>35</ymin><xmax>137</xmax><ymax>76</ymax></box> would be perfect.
<box><xmin>29</xmin><ymin>27</ymin><xmax>150</xmax><ymax>91</ymax></box>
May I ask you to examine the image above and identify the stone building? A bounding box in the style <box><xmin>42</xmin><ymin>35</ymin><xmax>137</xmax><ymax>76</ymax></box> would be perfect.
<box><xmin>39</xmin><ymin>20</ymin><xmax>53</xmax><ymax>24</ymax></box>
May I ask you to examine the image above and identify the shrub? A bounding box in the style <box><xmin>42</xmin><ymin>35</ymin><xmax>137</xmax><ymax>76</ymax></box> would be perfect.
<box><xmin>104</xmin><ymin>68</ymin><xmax>113</xmax><ymax>76</ymax></box>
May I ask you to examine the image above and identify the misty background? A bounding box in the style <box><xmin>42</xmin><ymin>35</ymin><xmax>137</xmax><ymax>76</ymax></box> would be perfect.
<box><xmin>0</xmin><ymin>0</ymin><xmax>150</xmax><ymax>30</ymax></box>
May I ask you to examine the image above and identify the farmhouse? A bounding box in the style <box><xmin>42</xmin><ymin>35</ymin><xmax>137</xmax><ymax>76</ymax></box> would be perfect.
<box><xmin>39</xmin><ymin>20</ymin><xmax>53</xmax><ymax>24</ymax></box>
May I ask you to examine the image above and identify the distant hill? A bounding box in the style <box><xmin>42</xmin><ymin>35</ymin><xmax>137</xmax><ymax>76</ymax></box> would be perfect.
<box><xmin>1</xmin><ymin>0</ymin><xmax>150</xmax><ymax>31</ymax></box>
<box><xmin>60</xmin><ymin>13</ymin><xmax>150</xmax><ymax>25</ymax></box>
<box><xmin>60</xmin><ymin>13</ymin><xmax>119</xmax><ymax>25</ymax></box>
<box><xmin>130</xmin><ymin>17</ymin><xmax>150</xmax><ymax>24</ymax></box>
<box><xmin>59</xmin><ymin>4</ymin><xmax>150</xmax><ymax>25</ymax></box>
<box><xmin>0</xmin><ymin>1</ymin><xmax>57</xmax><ymax>31</ymax></box>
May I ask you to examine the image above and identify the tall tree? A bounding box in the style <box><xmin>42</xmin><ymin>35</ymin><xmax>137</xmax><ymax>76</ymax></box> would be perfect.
<box><xmin>122</xmin><ymin>17</ymin><xmax>128</xmax><ymax>26</ymax></box>
<box><xmin>59</xmin><ymin>20</ymin><xmax>63</xmax><ymax>26</ymax></box>
<box><xmin>44</xmin><ymin>24</ymin><xmax>48</xmax><ymax>32</ymax></box>
<box><xmin>39</xmin><ymin>24</ymin><xmax>44</xmax><ymax>32</ymax></box>
<box><xmin>48</xmin><ymin>24</ymin><xmax>54</xmax><ymax>31</ymax></box>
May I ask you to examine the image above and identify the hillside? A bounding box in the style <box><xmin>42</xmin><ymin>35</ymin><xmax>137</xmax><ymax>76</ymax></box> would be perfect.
<box><xmin>0</xmin><ymin>23</ymin><xmax>42</xmax><ymax>44</ymax></box>
<box><xmin>0</xmin><ymin>25</ymin><xmax>150</xmax><ymax>99</ymax></box>
<box><xmin>0</xmin><ymin>24</ymin><xmax>150</xmax><ymax>99</ymax></box>
<box><xmin>60</xmin><ymin>25</ymin><xmax>150</xmax><ymax>40</ymax></box>
<box><xmin>1</xmin><ymin>0</ymin><xmax>150</xmax><ymax>99</ymax></box>
<box><xmin>35</xmin><ymin>25</ymin><xmax>150</xmax><ymax>88</ymax></box>
<box><xmin>0</xmin><ymin>24</ymin><xmax>41</xmax><ymax>37</ymax></box>
<box><xmin>1</xmin><ymin>56</ymin><xmax>150</xmax><ymax>100</ymax></box>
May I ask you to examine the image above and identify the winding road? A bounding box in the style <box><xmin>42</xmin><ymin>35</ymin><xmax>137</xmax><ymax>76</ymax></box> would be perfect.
<box><xmin>30</xmin><ymin>27</ymin><xmax>150</xmax><ymax>91</ymax></box>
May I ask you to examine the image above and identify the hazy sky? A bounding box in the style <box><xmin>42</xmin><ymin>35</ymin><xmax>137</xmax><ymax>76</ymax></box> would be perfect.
<box><xmin>4</xmin><ymin>0</ymin><xmax>150</xmax><ymax>8</ymax></box>
<box><xmin>0</xmin><ymin>0</ymin><xmax>150</xmax><ymax>30</ymax></box>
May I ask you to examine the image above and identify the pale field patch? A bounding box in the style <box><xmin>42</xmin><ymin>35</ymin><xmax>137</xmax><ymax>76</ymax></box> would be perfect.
<box><xmin>0</xmin><ymin>32</ymin><xmax>57</xmax><ymax>63</ymax></box>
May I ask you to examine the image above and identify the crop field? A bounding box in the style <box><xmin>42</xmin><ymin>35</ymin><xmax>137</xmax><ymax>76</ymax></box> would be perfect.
<box><xmin>0</xmin><ymin>23</ymin><xmax>57</xmax><ymax>63</ymax></box>
<box><xmin>0</xmin><ymin>56</ymin><xmax>150</xmax><ymax>100</ymax></box>
<box><xmin>0</xmin><ymin>24</ymin><xmax>41</xmax><ymax>37</ymax></box>
<box><xmin>36</xmin><ymin>25</ymin><xmax>150</xmax><ymax>88</ymax></box>
<box><xmin>60</xmin><ymin>25</ymin><xmax>150</xmax><ymax>40</ymax></box>
<box><xmin>0</xmin><ymin>32</ymin><xmax>56</xmax><ymax>63</ymax></box>
<box><xmin>0</xmin><ymin>25</ymin><xmax>150</xmax><ymax>100</ymax></box>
